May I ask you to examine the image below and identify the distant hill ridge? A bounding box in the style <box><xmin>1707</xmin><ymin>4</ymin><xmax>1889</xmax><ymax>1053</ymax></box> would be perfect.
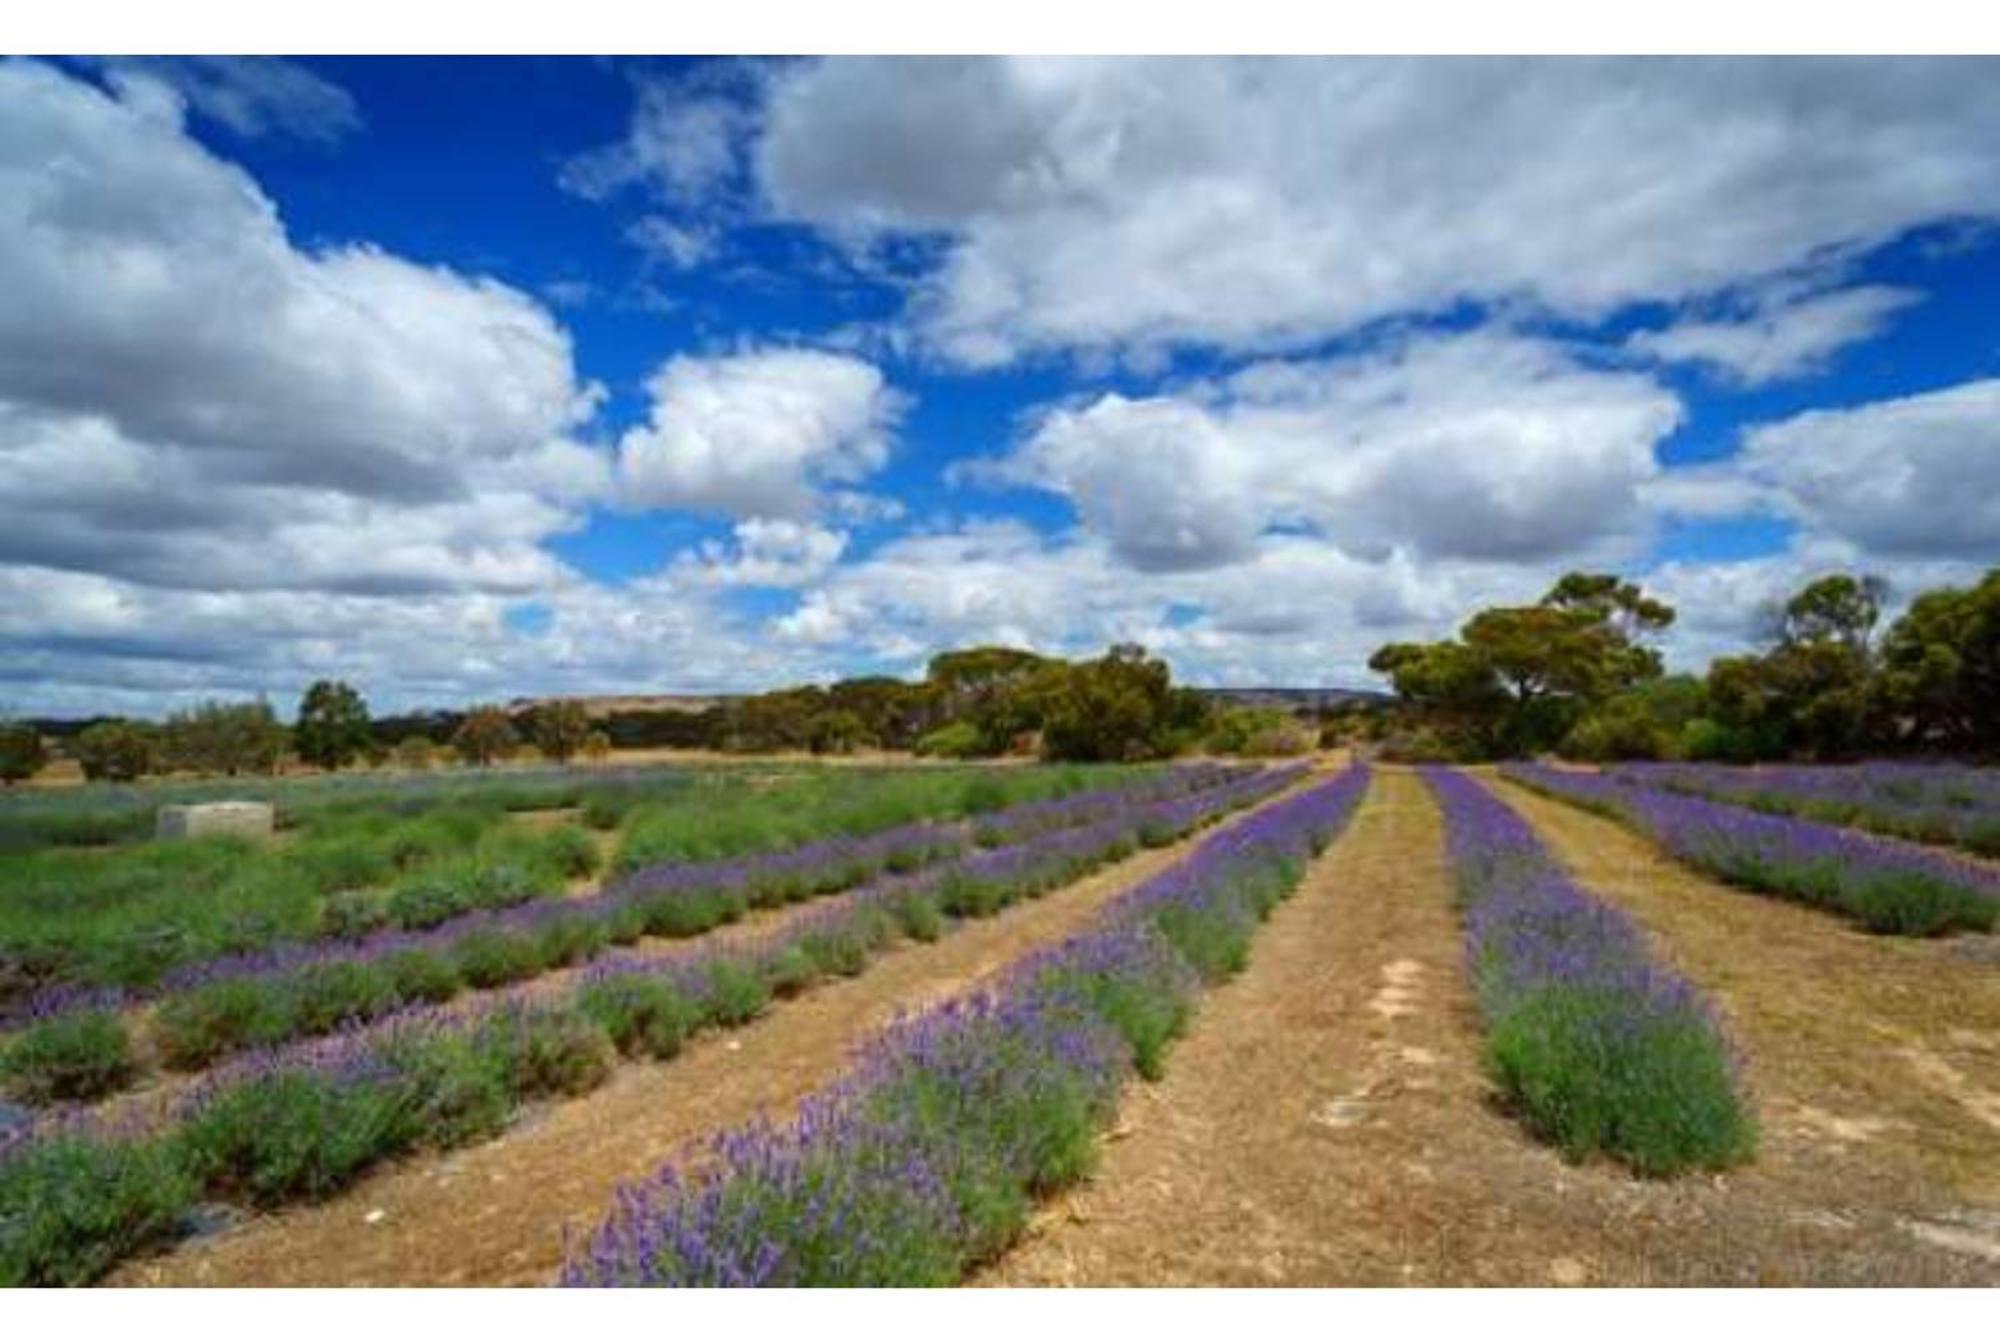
<box><xmin>507</xmin><ymin>686</ymin><xmax>1388</xmax><ymax>717</ymax></box>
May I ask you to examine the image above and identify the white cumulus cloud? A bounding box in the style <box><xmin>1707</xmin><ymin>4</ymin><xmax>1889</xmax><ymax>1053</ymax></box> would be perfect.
<box><xmin>751</xmin><ymin>57</ymin><xmax>2000</xmax><ymax>364</ymax></box>
<box><xmin>616</xmin><ymin>348</ymin><xmax>902</xmax><ymax>520</ymax></box>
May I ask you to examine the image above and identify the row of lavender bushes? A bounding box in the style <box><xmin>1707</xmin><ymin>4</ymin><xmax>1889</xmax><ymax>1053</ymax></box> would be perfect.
<box><xmin>1504</xmin><ymin>764</ymin><xmax>1999</xmax><ymax>937</ymax></box>
<box><xmin>0</xmin><ymin>766</ymin><xmax>1297</xmax><ymax>1286</ymax></box>
<box><xmin>0</xmin><ymin>766</ymin><xmax>1258</xmax><ymax>1108</ymax></box>
<box><xmin>1422</xmin><ymin>768</ymin><xmax>1755</xmax><ymax>1177</ymax></box>
<box><xmin>1606</xmin><ymin>762</ymin><xmax>2000</xmax><ymax>859</ymax></box>
<box><xmin>560</xmin><ymin>764</ymin><xmax>1370</xmax><ymax>1287</ymax></box>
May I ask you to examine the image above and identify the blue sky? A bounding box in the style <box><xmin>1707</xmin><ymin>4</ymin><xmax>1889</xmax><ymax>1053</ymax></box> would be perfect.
<box><xmin>2</xmin><ymin>56</ymin><xmax>1997</xmax><ymax>714</ymax></box>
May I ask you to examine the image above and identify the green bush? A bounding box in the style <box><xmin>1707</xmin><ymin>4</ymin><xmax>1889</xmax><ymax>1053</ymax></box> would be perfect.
<box><xmin>0</xmin><ymin>1134</ymin><xmax>195</xmax><ymax>1286</ymax></box>
<box><xmin>533</xmin><ymin>913</ymin><xmax>609</xmax><ymax>968</ymax></box>
<box><xmin>283</xmin><ymin>961</ymin><xmax>398</xmax><ymax>1035</ymax></box>
<box><xmin>475</xmin><ymin>1006</ymin><xmax>614</xmax><ymax>1099</ymax></box>
<box><xmin>577</xmin><ymin>976</ymin><xmax>699</xmax><ymax>1058</ymax></box>
<box><xmin>375</xmin><ymin>1029</ymin><xmax>513</xmax><ymax>1149</ymax></box>
<box><xmin>155</xmin><ymin>979</ymin><xmax>294</xmax><ymax>1070</ymax></box>
<box><xmin>318</xmin><ymin>888</ymin><xmax>389</xmax><ymax>940</ymax></box>
<box><xmin>452</xmin><ymin>928</ymin><xmax>547</xmax><ymax>989</ymax></box>
<box><xmin>538</xmin><ymin>824</ymin><xmax>601</xmax><ymax>879</ymax></box>
<box><xmin>915</xmin><ymin>722</ymin><xmax>985</xmax><ymax>760</ymax></box>
<box><xmin>697</xmin><ymin>961</ymin><xmax>770</xmax><ymax>1027</ymax></box>
<box><xmin>757</xmin><ymin>945</ymin><xmax>821</xmax><ymax>998</ymax></box>
<box><xmin>383</xmin><ymin>947</ymin><xmax>462</xmax><ymax>1003</ymax></box>
<box><xmin>178</xmin><ymin>1069</ymin><xmax>411</xmax><ymax>1207</ymax></box>
<box><xmin>1486</xmin><ymin>987</ymin><xmax>1756</xmax><ymax>1177</ymax></box>
<box><xmin>0</xmin><ymin>1009</ymin><xmax>137</xmax><ymax>1103</ymax></box>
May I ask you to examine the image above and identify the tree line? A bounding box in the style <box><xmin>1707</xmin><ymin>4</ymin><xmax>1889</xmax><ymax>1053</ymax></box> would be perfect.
<box><xmin>0</xmin><ymin>691</ymin><xmax>613</xmax><ymax>784</ymax></box>
<box><xmin>1366</xmin><ymin>565</ymin><xmax>2000</xmax><ymax>762</ymax></box>
<box><xmin>1</xmin><ymin>642</ymin><xmax>1314</xmax><ymax>783</ymax></box>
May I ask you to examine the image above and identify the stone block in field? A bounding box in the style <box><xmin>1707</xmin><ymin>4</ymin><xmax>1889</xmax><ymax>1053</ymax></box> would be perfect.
<box><xmin>156</xmin><ymin>800</ymin><xmax>276</xmax><ymax>841</ymax></box>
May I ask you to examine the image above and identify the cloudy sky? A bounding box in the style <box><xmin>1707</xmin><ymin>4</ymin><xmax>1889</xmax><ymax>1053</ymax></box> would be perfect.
<box><xmin>4</xmin><ymin>55</ymin><xmax>1998</xmax><ymax>715</ymax></box>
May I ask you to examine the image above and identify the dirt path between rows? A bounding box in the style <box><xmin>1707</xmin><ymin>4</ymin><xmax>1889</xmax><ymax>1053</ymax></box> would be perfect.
<box><xmin>108</xmin><ymin>782</ymin><xmax>1312</xmax><ymax>1287</ymax></box>
<box><xmin>983</xmin><ymin>768</ymin><xmax>2000</xmax><ymax>1286</ymax></box>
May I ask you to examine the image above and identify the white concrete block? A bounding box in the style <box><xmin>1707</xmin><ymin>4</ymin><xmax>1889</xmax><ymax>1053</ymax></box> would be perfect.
<box><xmin>156</xmin><ymin>800</ymin><xmax>276</xmax><ymax>842</ymax></box>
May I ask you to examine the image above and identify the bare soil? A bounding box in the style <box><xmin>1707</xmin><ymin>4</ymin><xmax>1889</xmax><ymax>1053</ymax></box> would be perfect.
<box><xmin>981</xmin><ymin>768</ymin><xmax>2000</xmax><ymax>1286</ymax></box>
<box><xmin>107</xmin><ymin>784</ymin><xmax>1311</xmax><ymax>1287</ymax></box>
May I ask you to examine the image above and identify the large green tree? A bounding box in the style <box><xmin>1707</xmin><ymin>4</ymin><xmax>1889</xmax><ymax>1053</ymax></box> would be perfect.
<box><xmin>1878</xmin><ymin>567</ymin><xmax>2000</xmax><ymax>752</ymax></box>
<box><xmin>294</xmin><ymin>680</ymin><xmax>372</xmax><ymax>771</ymax></box>
<box><xmin>1033</xmin><ymin>644</ymin><xmax>1191</xmax><ymax>763</ymax></box>
<box><xmin>1704</xmin><ymin>572</ymin><xmax>1887</xmax><ymax>759</ymax></box>
<box><xmin>1369</xmin><ymin>572</ymin><xmax>1675</xmax><ymax>757</ymax></box>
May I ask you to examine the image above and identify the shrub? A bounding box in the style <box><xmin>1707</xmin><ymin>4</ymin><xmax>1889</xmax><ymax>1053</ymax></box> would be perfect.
<box><xmin>291</xmin><ymin>838</ymin><xmax>397</xmax><ymax>894</ymax></box>
<box><xmin>638</xmin><ymin>886</ymin><xmax>741</xmax><ymax>938</ymax></box>
<box><xmin>475</xmin><ymin>1006</ymin><xmax>614</xmax><ymax>1099</ymax></box>
<box><xmin>887</xmin><ymin>888</ymin><xmax>944</xmax><ymax>943</ymax></box>
<box><xmin>374</xmin><ymin>1029</ymin><xmax>513</xmax><ymax>1149</ymax></box>
<box><xmin>385</xmin><ymin>870</ymin><xmax>473</xmax><ymax>930</ymax></box>
<box><xmin>577</xmin><ymin>975</ymin><xmax>699</xmax><ymax>1058</ymax></box>
<box><xmin>283</xmin><ymin>961</ymin><xmax>398</xmax><ymax>1035</ymax></box>
<box><xmin>534</xmin><ymin>913</ymin><xmax>609</xmax><ymax>968</ymax></box>
<box><xmin>383</xmin><ymin>947</ymin><xmax>463</xmax><ymax>1004</ymax></box>
<box><xmin>178</xmin><ymin>1070</ymin><xmax>410</xmax><ymax>1207</ymax></box>
<box><xmin>580</xmin><ymin>795</ymin><xmax>627</xmax><ymax>831</ymax></box>
<box><xmin>0</xmin><ymin>1010</ymin><xmax>137</xmax><ymax>1104</ymax></box>
<box><xmin>797</xmin><ymin>920</ymin><xmax>873</xmax><ymax>979</ymax></box>
<box><xmin>318</xmin><ymin>889</ymin><xmax>389</xmax><ymax>940</ymax></box>
<box><xmin>757</xmin><ymin>946</ymin><xmax>820</xmax><ymax>998</ymax></box>
<box><xmin>394</xmin><ymin>735</ymin><xmax>435</xmax><ymax>771</ymax></box>
<box><xmin>155</xmin><ymin>980</ymin><xmax>294</xmax><ymax>1070</ymax></box>
<box><xmin>452</xmin><ymin>928</ymin><xmax>547</xmax><ymax>989</ymax></box>
<box><xmin>0</xmin><ymin>1134</ymin><xmax>196</xmax><ymax>1286</ymax></box>
<box><xmin>915</xmin><ymin>722</ymin><xmax>984</xmax><ymax>760</ymax></box>
<box><xmin>696</xmin><ymin>961</ymin><xmax>770</xmax><ymax>1027</ymax></box>
<box><xmin>959</xmin><ymin>776</ymin><xmax>1010</xmax><ymax>814</ymax></box>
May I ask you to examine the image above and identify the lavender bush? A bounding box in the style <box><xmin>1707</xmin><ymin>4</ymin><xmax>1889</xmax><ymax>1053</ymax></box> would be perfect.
<box><xmin>1423</xmin><ymin>768</ymin><xmax>1754</xmax><ymax>1177</ymax></box>
<box><xmin>560</xmin><ymin>765</ymin><xmax>1368</xmax><ymax>1287</ymax></box>
<box><xmin>1506</xmin><ymin>764</ymin><xmax>1999</xmax><ymax>937</ymax></box>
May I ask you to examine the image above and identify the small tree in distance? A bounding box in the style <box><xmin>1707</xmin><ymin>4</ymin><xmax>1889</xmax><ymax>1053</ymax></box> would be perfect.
<box><xmin>395</xmin><ymin>735</ymin><xmax>435</xmax><ymax>771</ymax></box>
<box><xmin>294</xmin><ymin>680</ymin><xmax>373</xmax><ymax>772</ymax></box>
<box><xmin>75</xmin><ymin>720</ymin><xmax>157</xmax><ymax>782</ymax></box>
<box><xmin>453</xmin><ymin>706</ymin><xmax>519</xmax><ymax>768</ymax></box>
<box><xmin>531</xmin><ymin>700</ymin><xmax>592</xmax><ymax>764</ymax></box>
<box><xmin>0</xmin><ymin>720</ymin><xmax>48</xmax><ymax>785</ymax></box>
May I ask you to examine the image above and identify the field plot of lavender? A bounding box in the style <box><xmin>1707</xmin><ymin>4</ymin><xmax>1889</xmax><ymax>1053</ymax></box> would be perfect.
<box><xmin>1612</xmin><ymin>762</ymin><xmax>2000</xmax><ymax>857</ymax></box>
<box><xmin>4</xmin><ymin>757</ymin><xmax>1999</xmax><ymax>1288</ymax></box>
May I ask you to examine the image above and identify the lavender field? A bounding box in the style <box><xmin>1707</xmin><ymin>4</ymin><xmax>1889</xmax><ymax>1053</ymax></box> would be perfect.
<box><xmin>1609</xmin><ymin>762</ymin><xmax>2000</xmax><ymax>858</ymax></box>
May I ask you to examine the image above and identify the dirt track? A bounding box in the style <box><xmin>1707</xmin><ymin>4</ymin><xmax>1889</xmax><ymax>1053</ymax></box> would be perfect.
<box><xmin>984</xmin><ymin>768</ymin><xmax>2000</xmax><ymax>1286</ymax></box>
<box><xmin>108</xmin><ymin>783</ymin><xmax>1308</xmax><ymax>1287</ymax></box>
